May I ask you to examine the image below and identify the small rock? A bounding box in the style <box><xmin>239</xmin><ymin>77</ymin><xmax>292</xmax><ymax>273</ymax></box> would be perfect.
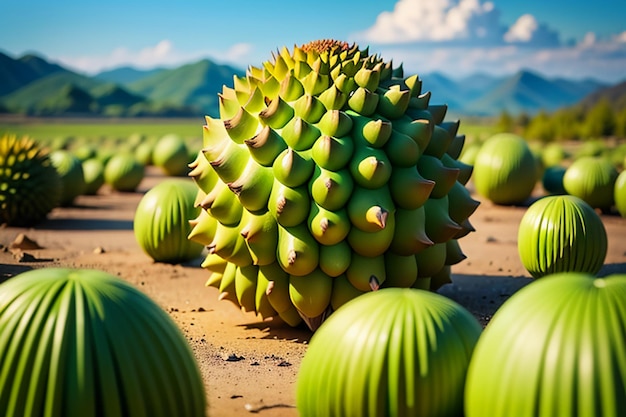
<box><xmin>224</xmin><ymin>353</ymin><xmax>245</xmax><ymax>362</ymax></box>
<box><xmin>93</xmin><ymin>246</ymin><xmax>105</xmax><ymax>254</ymax></box>
<box><xmin>10</xmin><ymin>233</ymin><xmax>42</xmax><ymax>250</ymax></box>
<box><xmin>14</xmin><ymin>252</ymin><xmax>38</xmax><ymax>263</ymax></box>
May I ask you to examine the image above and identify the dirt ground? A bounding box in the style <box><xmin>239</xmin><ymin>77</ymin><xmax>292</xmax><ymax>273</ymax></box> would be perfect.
<box><xmin>1</xmin><ymin>167</ymin><xmax>625</xmax><ymax>417</ymax></box>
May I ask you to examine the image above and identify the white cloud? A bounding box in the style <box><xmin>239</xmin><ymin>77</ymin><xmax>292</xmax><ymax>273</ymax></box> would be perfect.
<box><xmin>504</xmin><ymin>14</ymin><xmax>537</xmax><ymax>43</ymax></box>
<box><xmin>56</xmin><ymin>40</ymin><xmax>255</xmax><ymax>74</ymax></box>
<box><xmin>348</xmin><ymin>0</ymin><xmax>625</xmax><ymax>83</ymax></box>
<box><xmin>504</xmin><ymin>14</ymin><xmax>559</xmax><ymax>47</ymax></box>
<box><xmin>371</xmin><ymin>30</ymin><xmax>626</xmax><ymax>83</ymax></box>
<box><xmin>352</xmin><ymin>0</ymin><xmax>564</xmax><ymax>48</ymax></box>
<box><xmin>352</xmin><ymin>0</ymin><xmax>503</xmax><ymax>45</ymax></box>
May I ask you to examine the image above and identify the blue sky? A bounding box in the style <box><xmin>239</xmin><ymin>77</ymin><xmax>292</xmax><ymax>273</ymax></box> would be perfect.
<box><xmin>2</xmin><ymin>0</ymin><xmax>625</xmax><ymax>82</ymax></box>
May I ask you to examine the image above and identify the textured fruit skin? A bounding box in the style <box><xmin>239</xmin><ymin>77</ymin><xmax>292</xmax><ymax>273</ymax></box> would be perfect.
<box><xmin>189</xmin><ymin>40</ymin><xmax>478</xmax><ymax>329</ymax></box>
<box><xmin>563</xmin><ymin>156</ymin><xmax>618</xmax><ymax>210</ymax></box>
<box><xmin>0</xmin><ymin>134</ymin><xmax>61</xmax><ymax>226</ymax></box>
<box><xmin>518</xmin><ymin>195</ymin><xmax>607</xmax><ymax>278</ymax></box>
<box><xmin>473</xmin><ymin>133</ymin><xmax>537</xmax><ymax>205</ymax></box>
<box><xmin>0</xmin><ymin>268</ymin><xmax>206</xmax><ymax>417</ymax></box>
<box><xmin>465</xmin><ymin>272</ymin><xmax>626</xmax><ymax>417</ymax></box>
<box><xmin>134</xmin><ymin>179</ymin><xmax>204</xmax><ymax>263</ymax></box>
<box><xmin>297</xmin><ymin>288</ymin><xmax>482</xmax><ymax>417</ymax></box>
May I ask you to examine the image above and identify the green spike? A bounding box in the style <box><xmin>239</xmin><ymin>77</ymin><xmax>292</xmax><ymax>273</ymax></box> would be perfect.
<box><xmin>281</xmin><ymin>117</ymin><xmax>321</xmax><ymax>151</ymax></box>
<box><xmin>224</xmin><ymin>107</ymin><xmax>260</xmax><ymax>144</ymax></box>
<box><xmin>258</xmin><ymin>96</ymin><xmax>295</xmax><ymax>129</ymax></box>
<box><xmin>244</xmin><ymin>126</ymin><xmax>288</xmax><ymax>167</ymax></box>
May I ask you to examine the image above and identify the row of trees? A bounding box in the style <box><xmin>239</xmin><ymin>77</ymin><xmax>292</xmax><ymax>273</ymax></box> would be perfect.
<box><xmin>495</xmin><ymin>98</ymin><xmax>626</xmax><ymax>142</ymax></box>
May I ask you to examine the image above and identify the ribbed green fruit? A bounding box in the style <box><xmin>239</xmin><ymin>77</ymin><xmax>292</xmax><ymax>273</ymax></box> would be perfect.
<box><xmin>134</xmin><ymin>179</ymin><xmax>204</xmax><ymax>263</ymax></box>
<box><xmin>518</xmin><ymin>195</ymin><xmax>607</xmax><ymax>278</ymax></box>
<box><xmin>297</xmin><ymin>288</ymin><xmax>482</xmax><ymax>417</ymax></box>
<box><xmin>188</xmin><ymin>39</ymin><xmax>478</xmax><ymax>330</ymax></box>
<box><xmin>0</xmin><ymin>268</ymin><xmax>206</xmax><ymax>417</ymax></box>
<box><xmin>0</xmin><ymin>134</ymin><xmax>62</xmax><ymax>226</ymax></box>
<box><xmin>465</xmin><ymin>272</ymin><xmax>626</xmax><ymax>417</ymax></box>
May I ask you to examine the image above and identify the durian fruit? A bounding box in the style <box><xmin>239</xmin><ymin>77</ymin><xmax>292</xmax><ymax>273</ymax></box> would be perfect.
<box><xmin>188</xmin><ymin>40</ymin><xmax>479</xmax><ymax>330</ymax></box>
<box><xmin>0</xmin><ymin>134</ymin><xmax>62</xmax><ymax>226</ymax></box>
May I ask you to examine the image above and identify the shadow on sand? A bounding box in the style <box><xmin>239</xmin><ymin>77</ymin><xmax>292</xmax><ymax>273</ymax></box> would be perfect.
<box><xmin>0</xmin><ymin>263</ymin><xmax>34</xmax><ymax>284</ymax></box>
<box><xmin>239</xmin><ymin>318</ymin><xmax>313</xmax><ymax>344</ymax></box>
<box><xmin>37</xmin><ymin>217</ymin><xmax>134</xmax><ymax>231</ymax></box>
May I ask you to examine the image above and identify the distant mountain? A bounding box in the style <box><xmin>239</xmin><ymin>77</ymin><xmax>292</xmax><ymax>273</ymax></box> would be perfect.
<box><xmin>577</xmin><ymin>80</ymin><xmax>626</xmax><ymax>110</ymax></box>
<box><xmin>419</xmin><ymin>72</ymin><xmax>468</xmax><ymax>110</ymax></box>
<box><xmin>0</xmin><ymin>53</ymin><xmax>242</xmax><ymax>117</ymax></box>
<box><xmin>460</xmin><ymin>70</ymin><xmax>607</xmax><ymax>116</ymax></box>
<box><xmin>94</xmin><ymin>66</ymin><xmax>165</xmax><ymax>84</ymax></box>
<box><xmin>0</xmin><ymin>52</ymin><xmax>617</xmax><ymax>118</ymax></box>
<box><xmin>0</xmin><ymin>62</ymin><xmax>193</xmax><ymax>117</ymax></box>
<box><xmin>126</xmin><ymin>59</ymin><xmax>245</xmax><ymax>117</ymax></box>
<box><xmin>0</xmin><ymin>51</ymin><xmax>71</xmax><ymax>96</ymax></box>
<box><xmin>0</xmin><ymin>71</ymin><xmax>103</xmax><ymax>114</ymax></box>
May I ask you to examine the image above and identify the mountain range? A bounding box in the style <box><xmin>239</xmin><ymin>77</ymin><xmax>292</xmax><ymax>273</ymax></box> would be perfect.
<box><xmin>0</xmin><ymin>51</ymin><xmax>622</xmax><ymax>118</ymax></box>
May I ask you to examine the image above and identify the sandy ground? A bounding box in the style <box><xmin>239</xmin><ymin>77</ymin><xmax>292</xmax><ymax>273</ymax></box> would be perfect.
<box><xmin>1</xmin><ymin>167</ymin><xmax>625</xmax><ymax>417</ymax></box>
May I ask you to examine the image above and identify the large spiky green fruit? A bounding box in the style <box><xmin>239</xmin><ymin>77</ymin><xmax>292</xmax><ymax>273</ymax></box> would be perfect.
<box><xmin>0</xmin><ymin>134</ymin><xmax>62</xmax><ymax>226</ymax></box>
<box><xmin>188</xmin><ymin>40</ymin><xmax>479</xmax><ymax>330</ymax></box>
<box><xmin>0</xmin><ymin>268</ymin><xmax>207</xmax><ymax>417</ymax></box>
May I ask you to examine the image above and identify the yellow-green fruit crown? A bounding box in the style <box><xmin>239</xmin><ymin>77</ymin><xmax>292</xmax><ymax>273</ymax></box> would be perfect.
<box><xmin>0</xmin><ymin>134</ymin><xmax>62</xmax><ymax>226</ymax></box>
<box><xmin>189</xmin><ymin>40</ymin><xmax>478</xmax><ymax>330</ymax></box>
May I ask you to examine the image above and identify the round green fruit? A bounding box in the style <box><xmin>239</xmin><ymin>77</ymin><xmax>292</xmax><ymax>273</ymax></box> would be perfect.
<box><xmin>518</xmin><ymin>195</ymin><xmax>607</xmax><ymax>278</ymax></box>
<box><xmin>152</xmin><ymin>134</ymin><xmax>190</xmax><ymax>176</ymax></box>
<box><xmin>297</xmin><ymin>288</ymin><xmax>482</xmax><ymax>417</ymax></box>
<box><xmin>541</xmin><ymin>165</ymin><xmax>567</xmax><ymax>195</ymax></box>
<box><xmin>615</xmin><ymin>170</ymin><xmax>626</xmax><ymax>217</ymax></box>
<box><xmin>465</xmin><ymin>272</ymin><xmax>626</xmax><ymax>417</ymax></box>
<box><xmin>81</xmin><ymin>158</ymin><xmax>105</xmax><ymax>195</ymax></box>
<box><xmin>50</xmin><ymin>149</ymin><xmax>87</xmax><ymax>206</ymax></box>
<box><xmin>563</xmin><ymin>156</ymin><xmax>618</xmax><ymax>210</ymax></box>
<box><xmin>540</xmin><ymin>142</ymin><xmax>567</xmax><ymax>168</ymax></box>
<box><xmin>473</xmin><ymin>133</ymin><xmax>538</xmax><ymax>205</ymax></box>
<box><xmin>104</xmin><ymin>153</ymin><xmax>144</xmax><ymax>192</ymax></box>
<box><xmin>134</xmin><ymin>178</ymin><xmax>204</xmax><ymax>263</ymax></box>
<box><xmin>0</xmin><ymin>268</ymin><xmax>206</xmax><ymax>417</ymax></box>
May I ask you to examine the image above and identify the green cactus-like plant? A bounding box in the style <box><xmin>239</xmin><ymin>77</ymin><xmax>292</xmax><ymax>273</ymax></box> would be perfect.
<box><xmin>0</xmin><ymin>134</ymin><xmax>62</xmax><ymax>226</ymax></box>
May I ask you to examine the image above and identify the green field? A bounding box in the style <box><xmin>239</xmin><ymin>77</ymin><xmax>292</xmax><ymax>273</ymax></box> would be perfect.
<box><xmin>0</xmin><ymin>117</ymin><xmax>206</xmax><ymax>141</ymax></box>
<box><xmin>0</xmin><ymin>116</ymin><xmax>497</xmax><ymax>144</ymax></box>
